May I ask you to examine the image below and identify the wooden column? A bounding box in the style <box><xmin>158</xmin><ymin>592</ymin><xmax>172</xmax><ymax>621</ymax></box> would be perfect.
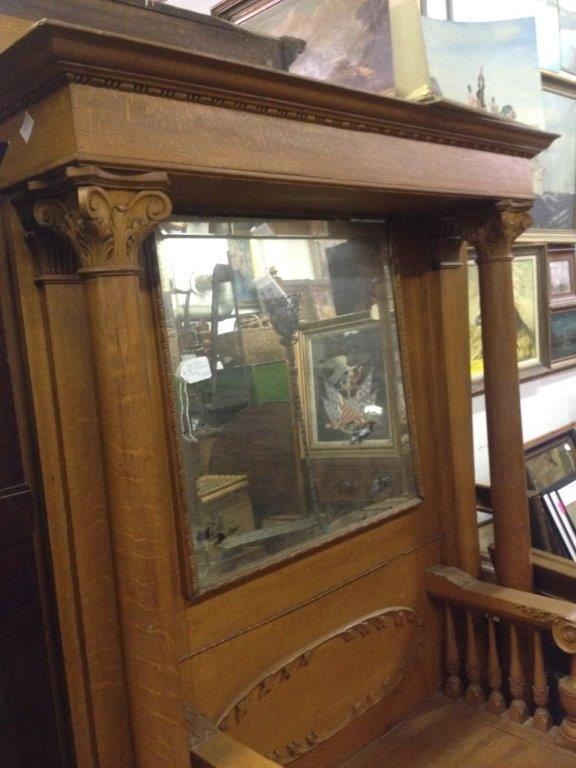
<box><xmin>31</xmin><ymin>169</ymin><xmax>190</xmax><ymax>768</ymax></box>
<box><xmin>460</xmin><ymin>202</ymin><xmax>533</xmax><ymax>591</ymax></box>
<box><xmin>436</xmin><ymin>230</ymin><xmax>480</xmax><ymax>576</ymax></box>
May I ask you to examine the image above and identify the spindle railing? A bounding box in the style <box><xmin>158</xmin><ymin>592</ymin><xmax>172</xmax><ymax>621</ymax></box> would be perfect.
<box><xmin>426</xmin><ymin>565</ymin><xmax>576</xmax><ymax>750</ymax></box>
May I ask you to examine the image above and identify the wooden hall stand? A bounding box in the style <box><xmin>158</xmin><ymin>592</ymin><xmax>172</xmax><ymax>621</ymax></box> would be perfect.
<box><xmin>0</xmin><ymin>18</ymin><xmax>574</xmax><ymax>768</ymax></box>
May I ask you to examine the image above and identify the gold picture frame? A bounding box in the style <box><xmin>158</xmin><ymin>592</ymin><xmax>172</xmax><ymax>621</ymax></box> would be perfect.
<box><xmin>296</xmin><ymin>311</ymin><xmax>397</xmax><ymax>459</ymax></box>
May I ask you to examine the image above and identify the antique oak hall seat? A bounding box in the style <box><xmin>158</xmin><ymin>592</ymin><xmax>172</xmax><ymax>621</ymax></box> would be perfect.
<box><xmin>0</xmin><ymin>15</ymin><xmax>572</xmax><ymax>768</ymax></box>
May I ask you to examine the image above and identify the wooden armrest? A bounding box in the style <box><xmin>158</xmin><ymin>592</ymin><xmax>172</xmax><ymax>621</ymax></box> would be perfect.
<box><xmin>426</xmin><ymin>564</ymin><xmax>576</xmax><ymax>652</ymax></box>
<box><xmin>192</xmin><ymin>733</ymin><xmax>280</xmax><ymax>768</ymax></box>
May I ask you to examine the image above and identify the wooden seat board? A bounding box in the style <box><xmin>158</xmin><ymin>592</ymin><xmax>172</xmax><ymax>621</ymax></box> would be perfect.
<box><xmin>339</xmin><ymin>695</ymin><xmax>576</xmax><ymax>768</ymax></box>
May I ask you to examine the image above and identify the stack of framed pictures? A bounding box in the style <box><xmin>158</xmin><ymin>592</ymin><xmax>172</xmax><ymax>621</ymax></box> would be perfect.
<box><xmin>526</xmin><ymin>424</ymin><xmax>576</xmax><ymax>559</ymax></box>
<box><xmin>548</xmin><ymin>245</ymin><xmax>576</xmax><ymax>363</ymax></box>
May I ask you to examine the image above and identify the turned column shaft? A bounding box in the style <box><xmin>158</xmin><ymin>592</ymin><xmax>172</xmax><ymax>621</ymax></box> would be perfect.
<box><xmin>477</xmin><ymin>255</ymin><xmax>531</xmax><ymax>589</ymax></box>
<box><xmin>463</xmin><ymin>204</ymin><xmax>533</xmax><ymax>591</ymax></box>
<box><xmin>80</xmin><ymin>273</ymin><xmax>189</xmax><ymax>767</ymax></box>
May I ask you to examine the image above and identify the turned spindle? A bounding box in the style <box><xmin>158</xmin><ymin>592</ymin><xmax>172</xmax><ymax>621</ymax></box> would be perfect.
<box><xmin>465</xmin><ymin>611</ymin><xmax>485</xmax><ymax>706</ymax></box>
<box><xmin>486</xmin><ymin>617</ymin><xmax>505</xmax><ymax>715</ymax></box>
<box><xmin>508</xmin><ymin>623</ymin><xmax>529</xmax><ymax>723</ymax></box>
<box><xmin>558</xmin><ymin>655</ymin><xmax>576</xmax><ymax>748</ymax></box>
<box><xmin>532</xmin><ymin>630</ymin><xmax>552</xmax><ymax>732</ymax></box>
<box><xmin>444</xmin><ymin>605</ymin><xmax>464</xmax><ymax>698</ymax></box>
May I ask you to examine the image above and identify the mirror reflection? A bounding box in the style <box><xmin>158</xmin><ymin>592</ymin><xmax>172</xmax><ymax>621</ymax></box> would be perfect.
<box><xmin>154</xmin><ymin>218</ymin><xmax>418</xmax><ymax>590</ymax></box>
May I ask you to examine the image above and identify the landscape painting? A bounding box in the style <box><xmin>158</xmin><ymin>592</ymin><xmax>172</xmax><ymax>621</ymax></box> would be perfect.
<box><xmin>532</xmin><ymin>90</ymin><xmax>576</xmax><ymax>230</ymax></box>
<box><xmin>420</xmin><ymin>16</ymin><xmax>544</xmax><ymax>128</ymax></box>
<box><xmin>242</xmin><ymin>0</ymin><xmax>395</xmax><ymax>95</ymax></box>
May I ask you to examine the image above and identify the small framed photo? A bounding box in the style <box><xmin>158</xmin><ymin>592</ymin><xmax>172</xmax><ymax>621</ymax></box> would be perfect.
<box><xmin>551</xmin><ymin>306</ymin><xmax>576</xmax><ymax>362</ymax></box>
<box><xmin>282</xmin><ymin>279</ymin><xmax>336</xmax><ymax>323</ymax></box>
<box><xmin>526</xmin><ymin>429</ymin><xmax>576</xmax><ymax>491</ymax></box>
<box><xmin>548</xmin><ymin>247</ymin><xmax>576</xmax><ymax>307</ymax></box>
<box><xmin>297</xmin><ymin>312</ymin><xmax>395</xmax><ymax>458</ymax></box>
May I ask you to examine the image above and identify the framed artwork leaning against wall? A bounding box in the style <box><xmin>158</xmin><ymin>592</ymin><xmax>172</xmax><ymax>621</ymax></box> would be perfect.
<box><xmin>468</xmin><ymin>248</ymin><xmax>547</xmax><ymax>382</ymax></box>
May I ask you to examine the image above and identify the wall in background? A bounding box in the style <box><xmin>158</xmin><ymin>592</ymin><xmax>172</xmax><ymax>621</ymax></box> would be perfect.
<box><xmin>473</xmin><ymin>368</ymin><xmax>576</xmax><ymax>483</ymax></box>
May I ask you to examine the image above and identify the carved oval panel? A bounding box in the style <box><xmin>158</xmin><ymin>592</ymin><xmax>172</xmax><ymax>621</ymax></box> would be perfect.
<box><xmin>217</xmin><ymin>607</ymin><xmax>424</xmax><ymax>764</ymax></box>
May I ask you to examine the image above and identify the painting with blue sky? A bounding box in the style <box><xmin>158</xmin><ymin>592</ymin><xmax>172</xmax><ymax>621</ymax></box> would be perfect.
<box><xmin>421</xmin><ymin>16</ymin><xmax>544</xmax><ymax>128</ymax></box>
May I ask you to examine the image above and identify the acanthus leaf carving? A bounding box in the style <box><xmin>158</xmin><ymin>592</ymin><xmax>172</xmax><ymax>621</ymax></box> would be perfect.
<box><xmin>33</xmin><ymin>185</ymin><xmax>172</xmax><ymax>271</ymax></box>
<box><xmin>457</xmin><ymin>203</ymin><xmax>532</xmax><ymax>264</ymax></box>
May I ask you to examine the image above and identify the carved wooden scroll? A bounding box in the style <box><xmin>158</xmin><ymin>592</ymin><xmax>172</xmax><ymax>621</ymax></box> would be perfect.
<box><xmin>216</xmin><ymin>607</ymin><xmax>424</xmax><ymax>765</ymax></box>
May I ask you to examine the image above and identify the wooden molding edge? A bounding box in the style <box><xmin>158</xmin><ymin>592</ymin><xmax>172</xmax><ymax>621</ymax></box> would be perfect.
<box><xmin>0</xmin><ymin>21</ymin><xmax>556</xmax><ymax>160</ymax></box>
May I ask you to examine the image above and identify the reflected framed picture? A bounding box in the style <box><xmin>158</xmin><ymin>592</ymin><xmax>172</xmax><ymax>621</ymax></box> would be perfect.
<box><xmin>468</xmin><ymin>250</ymin><xmax>545</xmax><ymax>380</ymax></box>
<box><xmin>297</xmin><ymin>312</ymin><xmax>394</xmax><ymax>458</ymax></box>
<box><xmin>551</xmin><ymin>307</ymin><xmax>576</xmax><ymax>361</ymax></box>
<box><xmin>549</xmin><ymin>246</ymin><xmax>576</xmax><ymax>306</ymax></box>
<box><xmin>283</xmin><ymin>279</ymin><xmax>336</xmax><ymax>322</ymax></box>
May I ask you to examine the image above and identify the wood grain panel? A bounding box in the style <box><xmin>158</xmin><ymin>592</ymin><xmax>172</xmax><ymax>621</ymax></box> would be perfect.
<box><xmin>180</xmin><ymin>538</ymin><xmax>441</xmax><ymax>722</ymax></box>
<box><xmin>0</xmin><ymin>90</ymin><xmax>76</xmax><ymax>190</ymax></box>
<box><xmin>81</xmin><ymin>271</ymin><xmax>189</xmax><ymax>768</ymax></box>
<box><xmin>0</xmin><ymin>15</ymin><xmax>30</xmax><ymax>55</ymax></box>
<box><xmin>218</xmin><ymin>607</ymin><xmax>424</xmax><ymax>765</ymax></box>
<box><xmin>340</xmin><ymin>696</ymin><xmax>576</xmax><ymax>768</ymax></box>
<box><xmin>181</xmin><ymin>508</ymin><xmax>429</xmax><ymax>658</ymax></box>
<box><xmin>39</xmin><ymin>277</ymin><xmax>133</xmax><ymax>767</ymax></box>
<box><xmin>69</xmin><ymin>86</ymin><xmax>534</xmax><ymax>202</ymax></box>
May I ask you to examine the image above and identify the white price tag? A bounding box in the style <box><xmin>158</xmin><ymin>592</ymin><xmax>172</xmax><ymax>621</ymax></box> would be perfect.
<box><xmin>19</xmin><ymin>111</ymin><xmax>34</xmax><ymax>143</ymax></box>
<box><xmin>177</xmin><ymin>356</ymin><xmax>212</xmax><ymax>384</ymax></box>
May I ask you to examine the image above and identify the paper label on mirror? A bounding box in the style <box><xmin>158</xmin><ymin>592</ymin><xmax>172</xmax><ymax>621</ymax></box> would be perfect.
<box><xmin>177</xmin><ymin>356</ymin><xmax>211</xmax><ymax>384</ymax></box>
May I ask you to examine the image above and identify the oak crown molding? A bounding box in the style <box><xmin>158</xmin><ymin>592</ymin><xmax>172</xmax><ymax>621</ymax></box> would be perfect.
<box><xmin>0</xmin><ymin>22</ymin><xmax>556</xmax><ymax>160</ymax></box>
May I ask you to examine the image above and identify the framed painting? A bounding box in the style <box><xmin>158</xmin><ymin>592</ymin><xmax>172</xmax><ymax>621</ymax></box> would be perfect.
<box><xmin>560</xmin><ymin>0</ymin><xmax>576</xmax><ymax>76</ymax></box>
<box><xmin>548</xmin><ymin>246</ymin><xmax>576</xmax><ymax>306</ymax></box>
<box><xmin>468</xmin><ymin>250</ymin><xmax>545</xmax><ymax>380</ymax></box>
<box><xmin>551</xmin><ymin>306</ymin><xmax>576</xmax><ymax>361</ymax></box>
<box><xmin>283</xmin><ymin>279</ymin><xmax>336</xmax><ymax>323</ymax></box>
<box><xmin>532</xmin><ymin>87</ymin><xmax>576</xmax><ymax>233</ymax></box>
<box><xmin>216</xmin><ymin>0</ymin><xmax>395</xmax><ymax>96</ymax></box>
<box><xmin>297</xmin><ymin>312</ymin><xmax>394</xmax><ymax>458</ymax></box>
<box><xmin>526</xmin><ymin>428</ymin><xmax>576</xmax><ymax>491</ymax></box>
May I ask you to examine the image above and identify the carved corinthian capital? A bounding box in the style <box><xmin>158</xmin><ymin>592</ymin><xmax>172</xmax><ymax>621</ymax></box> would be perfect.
<box><xmin>457</xmin><ymin>201</ymin><xmax>532</xmax><ymax>264</ymax></box>
<box><xmin>34</xmin><ymin>186</ymin><xmax>172</xmax><ymax>273</ymax></box>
